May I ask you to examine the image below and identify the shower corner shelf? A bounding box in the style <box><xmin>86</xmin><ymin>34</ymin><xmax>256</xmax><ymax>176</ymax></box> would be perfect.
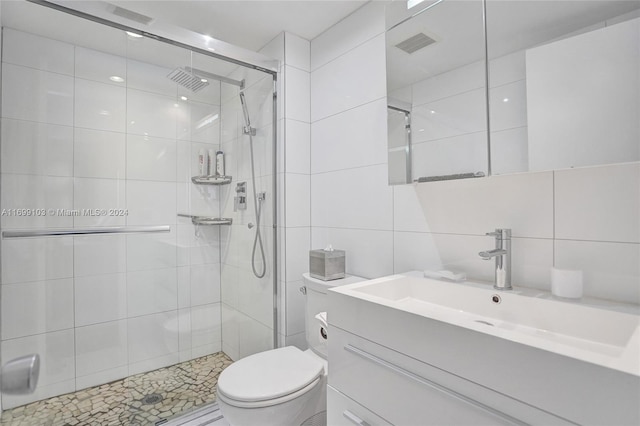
<box><xmin>178</xmin><ymin>214</ymin><xmax>232</xmax><ymax>226</ymax></box>
<box><xmin>191</xmin><ymin>175</ymin><xmax>232</xmax><ymax>185</ymax></box>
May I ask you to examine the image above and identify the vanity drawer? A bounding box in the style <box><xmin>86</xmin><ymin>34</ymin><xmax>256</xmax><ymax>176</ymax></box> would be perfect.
<box><xmin>327</xmin><ymin>385</ymin><xmax>392</xmax><ymax>426</ymax></box>
<box><xmin>329</xmin><ymin>327</ymin><xmax>573</xmax><ymax>426</ymax></box>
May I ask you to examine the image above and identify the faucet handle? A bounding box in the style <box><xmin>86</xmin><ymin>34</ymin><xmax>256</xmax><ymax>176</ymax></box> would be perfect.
<box><xmin>486</xmin><ymin>229</ymin><xmax>511</xmax><ymax>239</ymax></box>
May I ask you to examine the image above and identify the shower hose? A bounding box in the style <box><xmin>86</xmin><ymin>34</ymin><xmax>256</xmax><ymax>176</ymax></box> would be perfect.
<box><xmin>241</xmin><ymin>91</ymin><xmax>267</xmax><ymax>279</ymax></box>
<box><xmin>248</xmin><ymin>130</ymin><xmax>266</xmax><ymax>279</ymax></box>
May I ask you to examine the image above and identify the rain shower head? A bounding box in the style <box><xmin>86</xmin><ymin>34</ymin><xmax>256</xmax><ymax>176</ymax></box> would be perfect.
<box><xmin>168</xmin><ymin>66</ymin><xmax>244</xmax><ymax>93</ymax></box>
<box><xmin>167</xmin><ymin>68</ymin><xmax>210</xmax><ymax>93</ymax></box>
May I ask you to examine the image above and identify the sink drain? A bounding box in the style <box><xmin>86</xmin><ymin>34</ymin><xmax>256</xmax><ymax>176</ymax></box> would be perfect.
<box><xmin>141</xmin><ymin>393</ymin><xmax>163</xmax><ymax>405</ymax></box>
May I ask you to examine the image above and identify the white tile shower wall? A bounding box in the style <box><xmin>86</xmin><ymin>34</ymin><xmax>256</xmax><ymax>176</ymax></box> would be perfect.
<box><xmin>309</xmin><ymin>4</ymin><xmax>639</xmax><ymax>307</ymax></box>
<box><xmin>219</xmin><ymin>31</ymin><xmax>312</xmax><ymax>354</ymax></box>
<box><xmin>0</xmin><ymin>28</ymin><xmax>222</xmax><ymax>408</ymax></box>
<box><xmin>219</xmin><ymin>56</ymin><xmax>278</xmax><ymax>360</ymax></box>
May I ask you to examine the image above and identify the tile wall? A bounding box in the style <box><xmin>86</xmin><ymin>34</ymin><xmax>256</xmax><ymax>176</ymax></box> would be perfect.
<box><xmin>308</xmin><ymin>3</ymin><xmax>639</xmax><ymax>307</ymax></box>
<box><xmin>217</xmin><ymin>60</ymin><xmax>278</xmax><ymax>361</ymax></box>
<box><xmin>257</xmin><ymin>32</ymin><xmax>312</xmax><ymax>350</ymax></box>
<box><xmin>0</xmin><ymin>28</ymin><xmax>223</xmax><ymax>408</ymax></box>
<box><xmin>310</xmin><ymin>2</ymin><xmax>393</xmax><ymax>280</ymax></box>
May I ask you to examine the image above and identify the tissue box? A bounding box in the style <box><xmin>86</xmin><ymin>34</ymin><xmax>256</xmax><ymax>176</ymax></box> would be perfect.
<box><xmin>309</xmin><ymin>248</ymin><xmax>345</xmax><ymax>281</ymax></box>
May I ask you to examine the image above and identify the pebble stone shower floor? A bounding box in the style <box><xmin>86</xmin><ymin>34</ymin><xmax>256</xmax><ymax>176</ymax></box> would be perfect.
<box><xmin>0</xmin><ymin>352</ymin><xmax>233</xmax><ymax>426</ymax></box>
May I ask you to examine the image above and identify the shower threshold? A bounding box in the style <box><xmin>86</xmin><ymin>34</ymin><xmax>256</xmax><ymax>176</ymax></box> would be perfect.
<box><xmin>160</xmin><ymin>402</ymin><xmax>228</xmax><ymax>426</ymax></box>
<box><xmin>0</xmin><ymin>352</ymin><xmax>232</xmax><ymax>426</ymax></box>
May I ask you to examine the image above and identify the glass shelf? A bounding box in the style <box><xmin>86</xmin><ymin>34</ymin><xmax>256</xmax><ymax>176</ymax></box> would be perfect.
<box><xmin>191</xmin><ymin>175</ymin><xmax>232</xmax><ymax>185</ymax></box>
<box><xmin>192</xmin><ymin>217</ymin><xmax>232</xmax><ymax>226</ymax></box>
<box><xmin>178</xmin><ymin>214</ymin><xmax>232</xmax><ymax>226</ymax></box>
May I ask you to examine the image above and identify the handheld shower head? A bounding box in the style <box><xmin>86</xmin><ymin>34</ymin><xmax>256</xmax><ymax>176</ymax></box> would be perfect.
<box><xmin>239</xmin><ymin>91</ymin><xmax>251</xmax><ymax>128</ymax></box>
<box><xmin>238</xmin><ymin>89</ymin><xmax>266</xmax><ymax>279</ymax></box>
<box><xmin>239</xmin><ymin>91</ymin><xmax>256</xmax><ymax>136</ymax></box>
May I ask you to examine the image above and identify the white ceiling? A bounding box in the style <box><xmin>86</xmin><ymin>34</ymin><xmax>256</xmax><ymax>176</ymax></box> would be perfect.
<box><xmin>109</xmin><ymin>0</ymin><xmax>367</xmax><ymax>51</ymax></box>
<box><xmin>1</xmin><ymin>0</ymin><xmax>367</xmax><ymax>62</ymax></box>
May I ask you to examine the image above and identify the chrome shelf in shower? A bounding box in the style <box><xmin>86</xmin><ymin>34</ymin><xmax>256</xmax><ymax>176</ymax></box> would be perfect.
<box><xmin>178</xmin><ymin>214</ymin><xmax>232</xmax><ymax>226</ymax></box>
<box><xmin>191</xmin><ymin>175</ymin><xmax>232</xmax><ymax>185</ymax></box>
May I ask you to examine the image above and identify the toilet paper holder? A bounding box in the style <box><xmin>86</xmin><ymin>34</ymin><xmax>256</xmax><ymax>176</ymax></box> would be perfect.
<box><xmin>315</xmin><ymin>312</ymin><xmax>328</xmax><ymax>340</ymax></box>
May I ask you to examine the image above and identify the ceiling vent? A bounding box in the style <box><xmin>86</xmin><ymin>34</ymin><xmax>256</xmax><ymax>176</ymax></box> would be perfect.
<box><xmin>108</xmin><ymin>5</ymin><xmax>154</xmax><ymax>25</ymax></box>
<box><xmin>395</xmin><ymin>33</ymin><xmax>437</xmax><ymax>54</ymax></box>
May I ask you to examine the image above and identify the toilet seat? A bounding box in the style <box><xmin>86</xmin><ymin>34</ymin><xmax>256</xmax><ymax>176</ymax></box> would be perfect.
<box><xmin>217</xmin><ymin>347</ymin><xmax>324</xmax><ymax>408</ymax></box>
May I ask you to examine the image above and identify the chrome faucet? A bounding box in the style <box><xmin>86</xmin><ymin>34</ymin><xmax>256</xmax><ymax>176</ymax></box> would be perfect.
<box><xmin>479</xmin><ymin>228</ymin><xmax>512</xmax><ymax>290</ymax></box>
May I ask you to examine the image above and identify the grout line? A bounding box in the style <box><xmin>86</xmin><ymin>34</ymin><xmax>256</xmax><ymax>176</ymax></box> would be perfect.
<box><xmin>412</xmin><ymin>130</ymin><xmax>487</xmax><ymax>146</ymax></box>
<box><xmin>310</xmin><ymin>96</ymin><xmax>385</xmax><ymax>124</ymax></box>
<box><xmin>285</xmin><ymin>63</ymin><xmax>310</xmax><ymax>74</ymax></box>
<box><xmin>311</xmin><ymin>162</ymin><xmax>387</xmax><ymax>176</ymax></box>
<box><xmin>554</xmin><ymin>238</ymin><xmax>640</xmax><ymax>245</ymax></box>
<box><xmin>1</xmin><ymin>60</ymin><xmax>74</xmax><ymax>78</ymax></box>
<box><xmin>285</xmin><ymin>117</ymin><xmax>311</xmax><ymax>125</ymax></box>
<box><xmin>391</xmin><ymin>186</ymin><xmax>395</xmax><ymax>274</ymax></box>
<box><xmin>311</xmin><ymin>30</ymin><xmax>385</xmax><ymax>74</ymax></box>
<box><xmin>552</xmin><ymin>171</ymin><xmax>556</xmax><ymax>266</ymax></box>
<box><xmin>71</xmin><ymin>43</ymin><xmax>78</xmax><ymax>388</ymax></box>
<box><xmin>413</xmin><ymin>85</ymin><xmax>486</xmax><ymax>108</ymax></box>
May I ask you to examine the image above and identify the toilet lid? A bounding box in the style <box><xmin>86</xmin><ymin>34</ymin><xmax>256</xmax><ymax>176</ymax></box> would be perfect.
<box><xmin>217</xmin><ymin>346</ymin><xmax>324</xmax><ymax>403</ymax></box>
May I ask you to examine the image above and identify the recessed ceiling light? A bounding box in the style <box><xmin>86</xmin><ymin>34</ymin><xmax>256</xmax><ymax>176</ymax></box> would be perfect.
<box><xmin>126</xmin><ymin>31</ymin><xmax>143</xmax><ymax>38</ymax></box>
<box><xmin>503</xmin><ymin>98</ymin><xmax>510</xmax><ymax>103</ymax></box>
<box><xmin>110</xmin><ymin>75</ymin><xmax>125</xmax><ymax>83</ymax></box>
<box><xmin>200</xmin><ymin>78</ymin><xmax>208</xmax><ymax>83</ymax></box>
<box><xmin>180</xmin><ymin>96</ymin><xmax>188</xmax><ymax>101</ymax></box>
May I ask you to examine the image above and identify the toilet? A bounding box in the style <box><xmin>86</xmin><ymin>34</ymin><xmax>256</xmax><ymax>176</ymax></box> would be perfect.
<box><xmin>216</xmin><ymin>273</ymin><xmax>365</xmax><ymax>426</ymax></box>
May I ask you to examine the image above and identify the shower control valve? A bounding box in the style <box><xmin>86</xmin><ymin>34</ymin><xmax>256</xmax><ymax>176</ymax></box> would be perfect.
<box><xmin>234</xmin><ymin>182</ymin><xmax>247</xmax><ymax>212</ymax></box>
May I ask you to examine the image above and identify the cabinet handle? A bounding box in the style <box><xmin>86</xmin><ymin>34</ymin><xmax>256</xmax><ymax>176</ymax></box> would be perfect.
<box><xmin>344</xmin><ymin>344</ymin><xmax>527</xmax><ymax>426</ymax></box>
<box><xmin>343</xmin><ymin>409</ymin><xmax>371</xmax><ymax>426</ymax></box>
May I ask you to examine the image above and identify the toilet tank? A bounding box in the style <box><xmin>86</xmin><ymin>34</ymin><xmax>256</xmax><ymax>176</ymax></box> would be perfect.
<box><xmin>303</xmin><ymin>273</ymin><xmax>366</xmax><ymax>358</ymax></box>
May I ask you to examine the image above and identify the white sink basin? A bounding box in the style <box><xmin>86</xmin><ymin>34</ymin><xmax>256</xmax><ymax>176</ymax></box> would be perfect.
<box><xmin>333</xmin><ymin>273</ymin><xmax>640</xmax><ymax>376</ymax></box>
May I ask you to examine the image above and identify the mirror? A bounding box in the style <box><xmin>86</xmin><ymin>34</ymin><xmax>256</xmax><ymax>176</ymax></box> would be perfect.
<box><xmin>386</xmin><ymin>0</ymin><xmax>640</xmax><ymax>184</ymax></box>
<box><xmin>386</xmin><ymin>0</ymin><xmax>488</xmax><ymax>185</ymax></box>
<box><xmin>486</xmin><ymin>1</ymin><xmax>640</xmax><ymax>175</ymax></box>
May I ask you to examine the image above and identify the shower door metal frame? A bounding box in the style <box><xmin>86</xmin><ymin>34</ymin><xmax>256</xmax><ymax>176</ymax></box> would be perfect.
<box><xmin>24</xmin><ymin>0</ymin><xmax>280</xmax><ymax>348</ymax></box>
<box><xmin>27</xmin><ymin>0</ymin><xmax>279</xmax><ymax>73</ymax></box>
<box><xmin>387</xmin><ymin>105</ymin><xmax>413</xmax><ymax>184</ymax></box>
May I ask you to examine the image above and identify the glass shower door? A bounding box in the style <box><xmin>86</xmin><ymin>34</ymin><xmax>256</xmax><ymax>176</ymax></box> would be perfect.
<box><xmin>0</xmin><ymin>1</ymin><xmax>276</xmax><ymax>424</ymax></box>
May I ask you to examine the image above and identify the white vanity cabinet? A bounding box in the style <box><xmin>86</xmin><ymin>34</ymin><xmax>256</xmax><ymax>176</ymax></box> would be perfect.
<box><xmin>328</xmin><ymin>327</ymin><xmax>569</xmax><ymax>426</ymax></box>
<box><xmin>327</xmin><ymin>386</ymin><xmax>392</xmax><ymax>426</ymax></box>
<box><xmin>326</xmin><ymin>276</ymin><xmax>640</xmax><ymax>426</ymax></box>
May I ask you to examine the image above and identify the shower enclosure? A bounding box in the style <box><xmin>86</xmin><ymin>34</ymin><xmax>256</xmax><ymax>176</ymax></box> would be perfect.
<box><xmin>0</xmin><ymin>0</ymin><xmax>277</xmax><ymax>423</ymax></box>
